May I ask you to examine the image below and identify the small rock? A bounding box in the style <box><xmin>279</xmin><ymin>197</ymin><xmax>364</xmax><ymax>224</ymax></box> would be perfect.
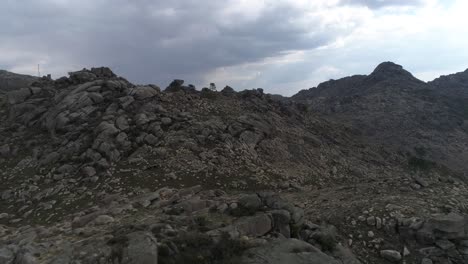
<box><xmin>367</xmin><ymin>216</ymin><xmax>376</xmax><ymax>226</ymax></box>
<box><xmin>82</xmin><ymin>166</ymin><xmax>96</xmax><ymax>177</ymax></box>
<box><xmin>403</xmin><ymin>246</ymin><xmax>410</xmax><ymax>256</ymax></box>
<box><xmin>161</xmin><ymin>117</ymin><xmax>172</xmax><ymax>125</ymax></box>
<box><xmin>380</xmin><ymin>250</ymin><xmax>402</xmax><ymax>262</ymax></box>
<box><xmin>94</xmin><ymin>215</ymin><xmax>114</xmax><ymax>225</ymax></box>
<box><xmin>414</xmin><ymin>176</ymin><xmax>429</xmax><ymax>187</ymax></box>
<box><xmin>421</xmin><ymin>258</ymin><xmax>433</xmax><ymax>264</ymax></box>
<box><xmin>0</xmin><ymin>213</ymin><xmax>9</xmax><ymax>219</ymax></box>
<box><xmin>435</xmin><ymin>239</ymin><xmax>455</xmax><ymax>250</ymax></box>
<box><xmin>376</xmin><ymin>217</ymin><xmax>382</xmax><ymax>229</ymax></box>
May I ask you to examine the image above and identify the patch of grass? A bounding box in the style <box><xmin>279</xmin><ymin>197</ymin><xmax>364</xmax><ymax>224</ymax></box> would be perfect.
<box><xmin>414</xmin><ymin>147</ymin><xmax>427</xmax><ymax>157</ymax></box>
<box><xmin>159</xmin><ymin>232</ymin><xmax>248</xmax><ymax>264</ymax></box>
<box><xmin>408</xmin><ymin>157</ymin><xmax>435</xmax><ymax>171</ymax></box>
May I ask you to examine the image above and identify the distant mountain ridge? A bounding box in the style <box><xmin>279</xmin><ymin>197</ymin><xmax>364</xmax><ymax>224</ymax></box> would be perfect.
<box><xmin>292</xmin><ymin>62</ymin><xmax>468</xmax><ymax>174</ymax></box>
<box><xmin>0</xmin><ymin>70</ymin><xmax>38</xmax><ymax>93</ymax></box>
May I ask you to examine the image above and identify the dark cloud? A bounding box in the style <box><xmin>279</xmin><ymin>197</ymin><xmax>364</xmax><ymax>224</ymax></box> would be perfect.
<box><xmin>0</xmin><ymin>0</ymin><xmax>340</xmax><ymax>87</ymax></box>
<box><xmin>340</xmin><ymin>0</ymin><xmax>425</xmax><ymax>9</ymax></box>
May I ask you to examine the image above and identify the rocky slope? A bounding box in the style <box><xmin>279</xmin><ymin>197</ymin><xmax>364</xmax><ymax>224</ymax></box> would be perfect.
<box><xmin>293</xmin><ymin>62</ymin><xmax>468</xmax><ymax>175</ymax></box>
<box><xmin>1</xmin><ymin>63</ymin><xmax>468</xmax><ymax>263</ymax></box>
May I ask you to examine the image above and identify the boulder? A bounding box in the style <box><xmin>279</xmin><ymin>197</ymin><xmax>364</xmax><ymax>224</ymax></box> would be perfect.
<box><xmin>420</xmin><ymin>213</ymin><xmax>466</xmax><ymax>240</ymax></box>
<box><xmin>93</xmin><ymin>214</ymin><xmax>114</xmax><ymax>225</ymax></box>
<box><xmin>119</xmin><ymin>231</ymin><xmax>158</xmax><ymax>264</ymax></box>
<box><xmin>240</xmin><ymin>238</ymin><xmax>340</xmax><ymax>264</ymax></box>
<box><xmin>0</xmin><ymin>247</ymin><xmax>15</xmax><ymax>264</ymax></box>
<box><xmin>7</xmin><ymin>88</ymin><xmax>32</xmax><ymax>105</ymax></box>
<box><xmin>0</xmin><ymin>144</ymin><xmax>10</xmax><ymax>157</ymax></box>
<box><xmin>237</xmin><ymin>194</ymin><xmax>262</xmax><ymax>215</ymax></box>
<box><xmin>132</xmin><ymin>86</ymin><xmax>159</xmax><ymax>100</ymax></box>
<box><xmin>380</xmin><ymin>250</ymin><xmax>401</xmax><ymax>262</ymax></box>
<box><xmin>270</xmin><ymin>210</ymin><xmax>291</xmax><ymax>238</ymax></box>
<box><xmin>232</xmin><ymin>214</ymin><xmax>273</xmax><ymax>238</ymax></box>
<box><xmin>115</xmin><ymin>116</ymin><xmax>130</xmax><ymax>131</ymax></box>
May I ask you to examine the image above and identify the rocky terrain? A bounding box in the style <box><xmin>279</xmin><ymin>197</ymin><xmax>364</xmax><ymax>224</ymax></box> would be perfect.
<box><xmin>1</xmin><ymin>63</ymin><xmax>468</xmax><ymax>263</ymax></box>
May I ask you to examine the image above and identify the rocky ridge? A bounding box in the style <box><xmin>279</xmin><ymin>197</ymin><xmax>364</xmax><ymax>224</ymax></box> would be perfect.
<box><xmin>1</xmin><ymin>63</ymin><xmax>468</xmax><ymax>263</ymax></box>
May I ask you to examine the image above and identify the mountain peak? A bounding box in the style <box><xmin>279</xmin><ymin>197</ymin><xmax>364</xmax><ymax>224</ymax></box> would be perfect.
<box><xmin>366</xmin><ymin>61</ymin><xmax>418</xmax><ymax>84</ymax></box>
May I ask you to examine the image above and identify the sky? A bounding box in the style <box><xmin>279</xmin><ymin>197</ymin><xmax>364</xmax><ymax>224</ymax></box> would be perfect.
<box><xmin>1</xmin><ymin>0</ymin><xmax>467</xmax><ymax>96</ymax></box>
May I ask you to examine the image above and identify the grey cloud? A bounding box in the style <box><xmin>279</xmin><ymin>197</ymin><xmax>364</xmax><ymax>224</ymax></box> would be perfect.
<box><xmin>0</xmin><ymin>0</ymin><xmax>344</xmax><ymax>87</ymax></box>
<box><xmin>340</xmin><ymin>0</ymin><xmax>425</xmax><ymax>9</ymax></box>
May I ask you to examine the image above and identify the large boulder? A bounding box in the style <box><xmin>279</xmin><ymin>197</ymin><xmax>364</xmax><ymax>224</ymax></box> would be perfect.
<box><xmin>240</xmin><ymin>238</ymin><xmax>341</xmax><ymax>264</ymax></box>
<box><xmin>117</xmin><ymin>231</ymin><xmax>158</xmax><ymax>264</ymax></box>
<box><xmin>418</xmin><ymin>213</ymin><xmax>467</xmax><ymax>240</ymax></box>
<box><xmin>237</xmin><ymin>194</ymin><xmax>262</xmax><ymax>215</ymax></box>
<box><xmin>7</xmin><ymin>88</ymin><xmax>32</xmax><ymax>105</ymax></box>
<box><xmin>132</xmin><ymin>86</ymin><xmax>160</xmax><ymax>100</ymax></box>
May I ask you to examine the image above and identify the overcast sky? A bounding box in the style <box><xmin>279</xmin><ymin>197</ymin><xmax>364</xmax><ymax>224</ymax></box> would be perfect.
<box><xmin>1</xmin><ymin>0</ymin><xmax>467</xmax><ymax>95</ymax></box>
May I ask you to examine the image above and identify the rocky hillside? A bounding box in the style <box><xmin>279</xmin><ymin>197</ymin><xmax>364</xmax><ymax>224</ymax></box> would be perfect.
<box><xmin>1</xmin><ymin>64</ymin><xmax>468</xmax><ymax>264</ymax></box>
<box><xmin>293</xmin><ymin>62</ymin><xmax>468</xmax><ymax>175</ymax></box>
<box><xmin>0</xmin><ymin>70</ymin><xmax>38</xmax><ymax>93</ymax></box>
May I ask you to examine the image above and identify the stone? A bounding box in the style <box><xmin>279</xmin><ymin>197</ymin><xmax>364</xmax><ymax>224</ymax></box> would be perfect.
<box><xmin>366</xmin><ymin>216</ymin><xmax>376</xmax><ymax>226</ymax></box>
<box><xmin>133</xmin><ymin>86</ymin><xmax>159</xmax><ymax>100</ymax></box>
<box><xmin>237</xmin><ymin>194</ymin><xmax>262</xmax><ymax>215</ymax></box>
<box><xmin>88</xmin><ymin>92</ymin><xmax>104</xmax><ymax>103</ymax></box>
<box><xmin>41</xmin><ymin>152</ymin><xmax>60</xmax><ymax>166</ymax></box>
<box><xmin>0</xmin><ymin>247</ymin><xmax>15</xmax><ymax>264</ymax></box>
<box><xmin>0</xmin><ymin>144</ymin><xmax>10</xmax><ymax>157</ymax></box>
<box><xmin>120</xmin><ymin>231</ymin><xmax>158</xmax><ymax>264</ymax></box>
<box><xmin>423</xmin><ymin>213</ymin><xmax>466</xmax><ymax>239</ymax></box>
<box><xmin>421</xmin><ymin>258</ymin><xmax>433</xmax><ymax>264</ymax></box>
<box><xmin>115</xmin><ymin>116</ymin><xmax>130</xmax><ymax>131</ymax></box>
<box><xmin>7</xmin><ymin>88</ymin><xmax>32</xmax><ymax>104</ymax></box>
<box><xmin>435</xmin><ymin>239</ymin><xmax>455</xmax><ymax>250</ymax></box>
<box><xmin>13</xmin><ymin>250</ymin><xmax>37</xmax><ymax>264</ymax></box>
<box><xmin>414</xmin><ymin>176</ymin><xmax>429</xmax><ymax>187</ymax></box>
<box><xmin>224</xmin><ymin>214</ymin><xmax>273</xmax><ymax>238</ymax></box>
<box><xmin>376</xmin><ymin>217</ymin><xmax>382</xmax><ymax>229</ymax></box>
<box><xmin>144</xmin><ymin>134</ymin><xmax>158</xmax><ymax>145</ymax></box>
<box><xmin>380</xmin><ymin>250</ymin><xmax>401</xmax><ymax>262</ymax></box>
<box><xmin>135</xmin><ymin>113</ymin><xmax>150</xmax><ymax>126</ymax></box>
<box><xmin>0</xmin><ymin>213</ymin><xmax>9</xmax><ymax>219</ymax></box>
<box><xmin>161</xmin><ymin>117</ymin><xmax>172</xmax><ymax>125</ymax></box>
<box><xmin>271</xmin><ymin>210</ymin><xmax>291</xmax><ymax>238</ymax></box>
<box><xmin>403</xmin><ymin>246</ymin><xmax>410</xmax><ymax>256</ymax></box>
<box><xmin>170</xmin><ymin>197</ymin><xmax>209</xmax><ymax>215</ymax></box>
<box><xmin>419</xmin><ymin>247</ymin><xmax>444</xmax><ymax>257</ymax></box>
<box><xmin>82</xmin><ymin>166</ymin><xmax>96</xmax><ymax>177</ymax></box>
<box><xmin>240</xmin><ymin>238</ymin><xmax>340</xmax><ymax>264</ymax></box>
<box><xmin>94</xmin><ymin>215</ymin><xmax>114</xmax><ymax>225</ymax></box>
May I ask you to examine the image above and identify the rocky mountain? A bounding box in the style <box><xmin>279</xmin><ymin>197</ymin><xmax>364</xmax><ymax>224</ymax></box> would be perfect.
<box><xmin>0</xmin><ymin>70</ymin><xmax>38</xmax><ymax>93</ymax></box>
<box><xmin>1</xmin><ymin>63</ymin><xmax>468</xmax><ymax>264</ymax></box>
<box><xmin>293</xmin><ymin>62</ymin><xmax>468</xmax><ymax>175</ymax></box>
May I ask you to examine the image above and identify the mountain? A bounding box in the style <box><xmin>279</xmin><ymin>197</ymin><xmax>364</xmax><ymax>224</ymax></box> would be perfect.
<box><xmin>1</xmin><ymin>64</ymin><xmax>468</xmax><ymax>264</ymax></box>
<box><xmin>293</xmin><ymin>62</ymin><xmax>468</xmax><ymax>174</ymax></box>
<box><xmin>0</xmin><ymin>69</ymin><xmax>38</xmax><ymax>93</ymax></box>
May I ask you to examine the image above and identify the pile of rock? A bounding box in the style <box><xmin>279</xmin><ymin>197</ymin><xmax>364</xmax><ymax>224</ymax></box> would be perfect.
<box><xmin>0</xmin><ymin>187</ymin><xmax>360</xmax><ymax>264</ymax></box>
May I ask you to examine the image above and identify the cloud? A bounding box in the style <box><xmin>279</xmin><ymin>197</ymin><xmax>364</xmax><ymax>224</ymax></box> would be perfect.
<box><xmin>0</xmin><ymin>0</ymin><xmax>356</xmax><ymax>87</ymax></box>
<box><xmin>0</xmin><ymin>0</ymin><xmax>466</xmax><ymax>95</ymax></box>
<box><xmin>339</xmin><ymin>0</ymin><xmax>426</xmax><ymax>9</ymax></box>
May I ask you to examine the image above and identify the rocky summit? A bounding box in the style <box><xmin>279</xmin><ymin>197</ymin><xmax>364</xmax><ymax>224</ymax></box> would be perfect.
<box><xmin>1</xmin><ymin>63</ymin><xmax>468</xmax><ymax>264</ymax></box>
